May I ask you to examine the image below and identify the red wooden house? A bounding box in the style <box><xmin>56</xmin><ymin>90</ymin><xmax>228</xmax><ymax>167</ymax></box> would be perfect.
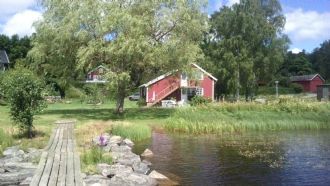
<box><xmin>86</xmin><ymin>65</ymin><xmax>108</xmax><ymax>83</ymax></box>
<box><xmin>139</xmin><ymin>63</ymin><xmax>217</xmax><ymax>106</ymax></box>
<box><xmin>290</xmin><ymin>74</ymin><xmax>325</xmax><ymax>93</ymax></box>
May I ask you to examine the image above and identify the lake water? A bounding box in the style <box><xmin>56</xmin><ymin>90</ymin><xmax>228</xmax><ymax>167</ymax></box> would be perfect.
<box><xmin>134</xmin><ymin>130</ymin><xmax>330</xmax><ymax>185</ymax></box>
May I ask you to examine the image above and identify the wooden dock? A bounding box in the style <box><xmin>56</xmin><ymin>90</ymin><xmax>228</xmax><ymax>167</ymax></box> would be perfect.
<box><xmin>30</xmin><ymin>120</ymin><xmax>83</xmax><ymax>186</ymax></box>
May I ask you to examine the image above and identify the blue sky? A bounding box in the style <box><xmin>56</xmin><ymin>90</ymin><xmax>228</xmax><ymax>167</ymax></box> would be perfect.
<box><xmin>0</xmin><ymin>0</ymin><xmax>330</xmax><ymax>53</ymax></box>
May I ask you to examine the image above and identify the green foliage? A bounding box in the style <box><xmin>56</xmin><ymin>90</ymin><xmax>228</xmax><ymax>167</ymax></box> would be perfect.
<box><xmin>257</xmin><ymin>86</ymin><xmax>295</xmax><ymax>95</ymax></box>
<box><xmin>203</xmin><ymin>0</ymin><xmax>289</xmax><ymax>97</ymax></box>
<box><xmin>279</xmin><ymin>51</ymin><xmax>313</xmax><ymax>76</ymax></box>
<box><xmin>111</xmin><ymin>123</ymin><xmax>151</xmax><ymax>141</ymax></box>
<box><xmin>190</xmin><ymin>96</ymin><xmax>211</xmax><ymax>106</ymax></box>
<box><xmin>0</xmin><ymin>128</ymin><xmax>14</xmax><ymax>156</ymax></box>
<box><xmin>289</xmin><ymin>83</ymin><xmax>304</xmax><ymax>93</ymax></box>
<box><xmin>2</xmin><ymin>67</ymin><xmax>46</xmax><ymax>138</ymax></box>
<box><xmin>137</xmin><ymin>98</ymin><xmax>146</xmax><ymax>107</ymax></box>
<box><xmin>0</xmin><ymin>34</ymin><xmax>31</xmax><ymax>67</ymax></box>
<box><xmin>65</xmin><ymin>86</ymin><xmax>85</xmax><ymax>99</ymax></box>
<box><xmin>82</xmin><ymin>84</ymin><xmax>106</xmax><ymax>104</ymax></box>
<box><xmin>81</xmin><ymin>146</ymin><xmax>112</xmax><ymax>173</ymax></box>
<box><xmin>310</xmin><ymin>40</ymin><xmax>330</xmax><ymax>81</ymax></box>
<box><xmin>31</xmin><ymin>0</ymin><xmax>208</xmax><ymax>113</ymax></box>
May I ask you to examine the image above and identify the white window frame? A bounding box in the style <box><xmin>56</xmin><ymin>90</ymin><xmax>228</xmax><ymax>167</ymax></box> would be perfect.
<box><xmin>196</xmin><ymin>87</ymin><xmax>204</xmax><ymax>96</ymax></box>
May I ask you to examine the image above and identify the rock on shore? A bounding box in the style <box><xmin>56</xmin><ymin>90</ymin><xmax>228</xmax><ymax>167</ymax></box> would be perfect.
<box><xmin>0</xmin><ymin>146</ymin><xmax>41</xmax><ymax>186</ymax></box>
<box><xmin>84</xmin><ymin>134</ymin><xmax>172</xmax><ymax>186</ymax></box>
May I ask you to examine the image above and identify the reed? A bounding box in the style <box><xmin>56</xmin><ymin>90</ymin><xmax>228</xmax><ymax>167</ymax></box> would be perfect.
<box><xmin>81</xmin><ymin>146</ymin><xmax>112</xmax><ymax>173</ymax></box>
<box><xmin>111</xmin><ymin>122</ymin><xmax>151</xmax><ymax>141</ymax></box>
<box><xmin>0</xmin><ymin>128</ymin><xmax>14</xmax><ymax>156</ymax></box>
<box><xmin>165</xmin><ymin>100</ymin><xmax>330</xmax><ymax>134</ymax></box>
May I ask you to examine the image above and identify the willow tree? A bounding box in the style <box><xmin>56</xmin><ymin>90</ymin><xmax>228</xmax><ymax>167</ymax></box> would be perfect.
<box><xmin>29</xmin><ymin>0</ymin><xmax>207</xmax><ymax>113</ymax></box>
<box><xmin>204</xmin><ymin>0</ymin><xmax>289</xmax><ymax>99</ymax></box>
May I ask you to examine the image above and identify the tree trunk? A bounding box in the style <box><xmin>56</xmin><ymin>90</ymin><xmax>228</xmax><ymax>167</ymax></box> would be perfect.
<box><xmin>115</xmin><ymin>84</ymin><xmax>126</xmax><ymax>114</ymax></box>
<box><xmin>115</xmin><ymin>94</ymin><xmax>125</xmax><ymax>114</ymax></box>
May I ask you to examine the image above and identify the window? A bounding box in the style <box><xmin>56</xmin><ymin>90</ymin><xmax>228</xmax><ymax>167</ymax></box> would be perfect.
<box><xmin>196</xmin><ymin>87</ymin><xmax>203</xmax><ymax>96</ymax></box>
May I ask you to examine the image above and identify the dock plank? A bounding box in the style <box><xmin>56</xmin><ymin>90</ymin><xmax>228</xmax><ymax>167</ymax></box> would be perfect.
<box><xmin>30</xmin><ymin>121</ymin><xmax>82</xmax><ymax>186</ymax></box>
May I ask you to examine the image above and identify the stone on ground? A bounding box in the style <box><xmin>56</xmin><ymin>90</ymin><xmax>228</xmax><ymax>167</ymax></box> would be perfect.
<box><xmin>109</xmin><ymin>172</ymin><xmax>157</xmax><ymax>186</ymax></box>
<box><xmin>141</xmin><ymin>148</ymin><xmax>154</xmax><ymax>157</ymax></box>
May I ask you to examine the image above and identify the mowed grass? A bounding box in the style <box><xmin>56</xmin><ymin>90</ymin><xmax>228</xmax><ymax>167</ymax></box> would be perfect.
<box><xmin>165</xmin><ymin>100</ymin><xmax>330</xmax><ymax>134</ymax></box>
<box><xmin>0</xmin><ymin>98</ymin><xmax>171</xmax><ymax>155</ymax></box>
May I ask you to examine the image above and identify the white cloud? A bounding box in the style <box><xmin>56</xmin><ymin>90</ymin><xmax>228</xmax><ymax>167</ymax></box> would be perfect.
<box><xmin>285</xmin><ymin>9</ymin><xmax>330</xmax><ymax>41</ymax></box>
<box><xmin>0</xmin><ymin>0</ymin><xmax>37</xmax><ymax>17</ymax></box>
<box><xmin>2</xmin><ymin>10</ymin><xmax>42</xmax><ymax>37</ymax></box>
<box><xmin>290</xmin><ymin>48</ymin><xmax>302</xmax><ymax>54</ymax></box>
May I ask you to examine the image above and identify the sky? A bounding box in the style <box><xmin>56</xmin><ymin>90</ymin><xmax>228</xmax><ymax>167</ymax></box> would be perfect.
<box><xmin>0</xmin><ymin>0</ymin><xmax>330</xmax><ymax>53</ymax></box>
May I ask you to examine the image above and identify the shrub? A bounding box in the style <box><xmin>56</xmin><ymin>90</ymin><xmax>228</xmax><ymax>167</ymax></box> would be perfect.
<box><xmin>65</xmin><ymin>86</ymin><xmax>85</xmax><ymax>99</ymax></box>
<box><xmin>190</xmin><ymin>96</ymin><xmax>211</xmax><ymax>106</ymax></box>
<box><xmin>2</xmin><ymin>67</ymin><xmax>46</xmax><ymax>138</ymax></box>
<box><xmin>137</xmin><ymin>98</ymin><xmax>146</xmax><ymax>107</ymax></box>
<box><xmin>82</xmin><ymin>84</ymin><xmax>105</xmax><ymax>104</ymax></box>
<box><xmin>290</xmin><ymin>83</ymin><xmax>304</xmax><ymax>93</ymax></box>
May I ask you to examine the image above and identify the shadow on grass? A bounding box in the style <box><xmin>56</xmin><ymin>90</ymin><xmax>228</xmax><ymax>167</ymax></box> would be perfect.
<box><xmin>12</xmin><ymin>129</ymin><xmax>48</xmax><ymax>139</ymax></box>
<box><xmin>39</xmin><ymin>107</ymin><xmax>176</xmax><ymax>121</ymax></box>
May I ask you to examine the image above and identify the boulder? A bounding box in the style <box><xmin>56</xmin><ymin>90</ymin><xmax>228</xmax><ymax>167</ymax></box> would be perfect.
<box><xmin>123</xmin><ymin>139</ymin><xmax>134</xmax><ymax>147</ymax></box>
<box><xmin>0</xmin><ymin>169</ymin><xmax>35</xmax><ymax>185</ymax></box>
<box><xmin>4</xmin><ymin>162</ymin><xmax>37</xmax><ymax>172</ymax></box>
<box><xmin>148</xmin><ymin>170</ymin><xmax>169</xmax><ymax>180</ymax></box>
<box><xmin>111</xmin><ymin>145</ymin><xmax>132</xmax><ymax>153</ymax></box>
<box><xmin>83</xmin><ymin>175</ymin><xmax>112</xmax><ymax>186</ymax></box>
<box><xmin>115</xmin><ymin>152</ymin><xmax>141</xmax><ymax>166</ymax></box>
<box><xmin>132</xmin><ymin>161</ymin><xmax>150</xmax><ymax>174</ymax></box>
<box><xmin>3</xmin><ymin>146</ymin><xmax>24</xmax><ymax>158</ymax></box>
<box><xmin>24</xmin><ymin>148</ymin><xmax>41</xmax><ymax>162</ymax></box>
<box><xmin>141</xmin><ymin>149</ymin><xmax>154</xmax><ymax>157</ymax></box>
<box><xmin>19</xmin><ymin>177</ymin><xmax>32</xmax><ymax>186</ymax></box>
<box><xmin>99</xmin><ymin>164</ymin><xmax>133</xmax><ymax>177</ymax></box>
<box><xmin>148</xmin><ymin>170</ymin><xmax>179</xmax><ymax>185</ymax></box>
<box><xmin>109</xmin><ymin>136</ymin><xmax>123</xmax><ymax>145</ymax></box>
<box><xmin>142</xmin><ymin>159</ymin><xmax>152</xmax><ymax>166</ymax></box>
<box><xmin>109</xmin><ymin>172</ymin><xmax>157</xmax><ymax>186</ymax></box>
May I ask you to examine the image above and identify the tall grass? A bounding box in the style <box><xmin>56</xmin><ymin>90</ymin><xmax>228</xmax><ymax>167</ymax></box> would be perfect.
<box><xmin>0</xmin><ymin>128</ymin><xmax>14</xmax><ymax>156</ymax></box>
<box><xmin>165</xmin><ymin>100</ymin><xmax>330</xmax><ymax>134</ymax></box>
<box><xmin>111</xmin><ymin>123</ymin><xmax>151</xmax><ymax>141</ymax></box>
<box><xmin>81</xmin><ymin>146</ymin><xmax>112</xmax><ymax>173</ymax></box>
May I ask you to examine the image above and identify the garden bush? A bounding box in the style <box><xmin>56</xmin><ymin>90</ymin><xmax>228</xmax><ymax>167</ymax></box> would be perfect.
<box><xmin>290</xmin><ymin>83</ymin><xmax>304</xmax><ymax>93</ymax></box>
<box><xmin>2</xmin><ymin>67</ymin><xmax>46</xmax><ymax>138</ymax></box>
<box><xmin>190</xmin><ymin>96</ymin><xmax>211</xmax><ymax>106</ymax></box>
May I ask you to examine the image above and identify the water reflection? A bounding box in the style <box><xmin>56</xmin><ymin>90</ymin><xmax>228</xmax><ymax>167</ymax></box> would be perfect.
<box><xmin>134</xmin><ymin>131</ymin><xmax>330</xmax><ymax>186</ymax></box>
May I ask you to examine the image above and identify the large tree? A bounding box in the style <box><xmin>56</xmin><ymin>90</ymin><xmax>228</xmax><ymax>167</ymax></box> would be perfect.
<box><xmin>310</xmin><ymin>40</ymin><xmax>330</xmax><ymax>81</ymax></box>
<box><xmin>29</xmin><ymin>0</ymin><xmax>207</xmax><ymax>113</ymax></box>
<box><xmin>0</xmin><ymin>34</ymin><xmax>31</xmax><ymax>67</ymax></box>
<box><xmin>202</xmin><ymin>0</ymin><xmax>289</xmax><ymax>99</ymax></box>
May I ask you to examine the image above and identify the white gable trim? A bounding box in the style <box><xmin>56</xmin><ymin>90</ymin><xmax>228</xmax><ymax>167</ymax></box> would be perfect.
<box><xmin>312</xmin><ymin>74</ymin><xmax>325</xmax><ymax>82</ymax></box>
<box><xmin>87</xmin><ymin>65</ymin><xmax>109</xmax><ymax>74</ymax></box>
<box><xmin>192</xmin><ymin>63</ymin><xmax>218</xmax><ymax>81</ymax></box>
<box><xmin>139</xmin><ymin>71</ymin><xmax>177</xmax><ymax>87</ymax></box>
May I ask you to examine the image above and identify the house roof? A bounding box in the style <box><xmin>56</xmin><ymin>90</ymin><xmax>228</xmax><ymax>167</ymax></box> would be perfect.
<box><xmin>87</xmin><ymin>65</ymin><xmax>109</xmax><ymax>74</ymax></box>
<box><xmin>290</xmin><ymin>74</ymin><xmax>325</xmax><ymax>82</ymax></box>
<box><xmin>0</xmin><ymin>50</ymin><xmax>10</xmax><ymax>64</ymax></box>
<box><xmin>139</xmin><ymin>63</ymin><xmax>217</xmax><ymax>87</ymax></box>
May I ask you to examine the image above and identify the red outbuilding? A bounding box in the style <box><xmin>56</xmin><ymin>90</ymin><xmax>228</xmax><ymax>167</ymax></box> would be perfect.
<box><xmin>290</xmin><ymin>74</ymin><xmax>325</xmax><ymax>93</ymax></box>
<box><xmin>139</xmin><ymin>63</ymin><xmax>217</xmax><ymax>106</ymax></box>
